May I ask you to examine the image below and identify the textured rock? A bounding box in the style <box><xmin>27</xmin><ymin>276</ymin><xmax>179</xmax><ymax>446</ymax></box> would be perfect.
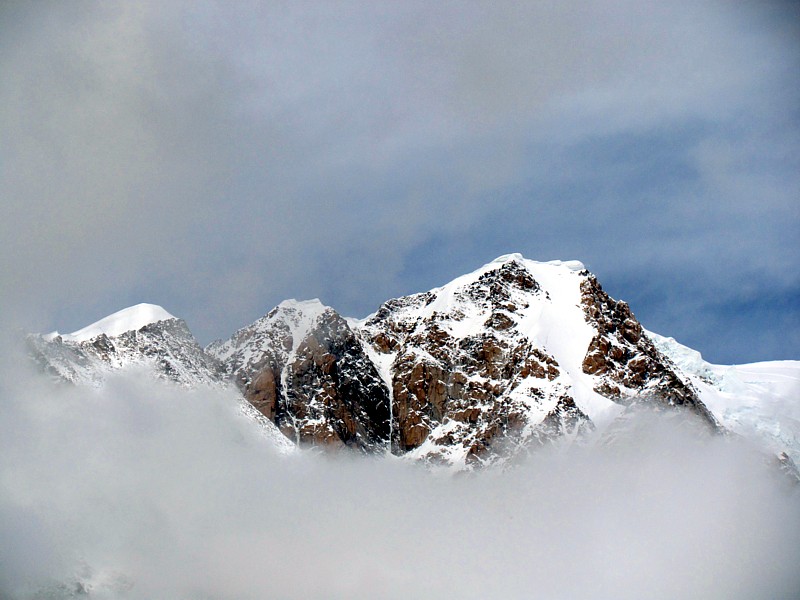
<box><xmin>578</xmin><ymin>276</ymin><xmax>719</xmax><ymax>429</ymax></box>
<box><xmin>208</xmin><ymin>300</ymin><xmax>390</xmax><ymax>452</ymax></box>
<box><xmin>28</xmin><ymin>317</ymin><xmax>223</xmax><ymax>387</ymax></box>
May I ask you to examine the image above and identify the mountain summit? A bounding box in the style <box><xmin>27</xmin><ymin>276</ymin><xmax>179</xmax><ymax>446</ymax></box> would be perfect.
<box><xmin>46</xmin><ymin>303</ymin><xmax>177</xmax><ymax>342</ymax></box>
<box><xmin>27</xmin><ymin>254</ymin><xmax>799</xmax><ymax>469</ymax></box>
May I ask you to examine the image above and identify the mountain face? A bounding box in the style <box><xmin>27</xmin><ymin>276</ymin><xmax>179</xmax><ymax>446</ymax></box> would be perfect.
<box><xmin>27</xmin><ymin>255</ymin><xmax>799</xmax><ymax>468</ymax></box>
<box><xmin>28</xmin><ymin>306</ymin><xmax>223</xmax><ymax>387</ymax></box>
<box><xmin>26</xmin><ymin>303</ymin><xmax>294</xmax><ymax>454</ymax></box>
<box><xmin>352</xmin><ymin>255</ymin><xmax>716</xmax><ymax>467</ymax></box>
<box><xmin>207</xmin><ymin>300</ymin><xmax>390</xmax><ymax>452</ymax></box>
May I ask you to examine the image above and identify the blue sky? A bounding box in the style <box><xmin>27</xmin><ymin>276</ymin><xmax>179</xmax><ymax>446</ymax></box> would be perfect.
<box><xmin>1</xmin><ymin>1</ymin><xmax>798</xmax><ymax>364</ymax></box>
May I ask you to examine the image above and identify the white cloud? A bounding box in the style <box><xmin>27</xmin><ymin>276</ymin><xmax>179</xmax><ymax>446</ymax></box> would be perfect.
<box><xmin>1</xmin><ymin>0</ymin><xmax>797</xmax><ymax>358</ymax></box>
<box><xmin>1</xmin><ymin>360</ymin><xmax>799</xmax><ymax>598</ymax></box>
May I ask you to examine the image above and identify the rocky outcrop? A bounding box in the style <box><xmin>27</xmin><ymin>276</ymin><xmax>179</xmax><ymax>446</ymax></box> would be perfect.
<box><xmin>578</xmin><ymin>276</ymin><xmax>719</xmax><ymax>429</ymax></box>
<box><xmin>207</xmin><ymin>300</ymin><xmax>390</xmax><ymax>452</ymax></box>
<box><xmin>280</xmin><ymin>310</ymin><xmax>390</xmax><ymax>449</ymax></box>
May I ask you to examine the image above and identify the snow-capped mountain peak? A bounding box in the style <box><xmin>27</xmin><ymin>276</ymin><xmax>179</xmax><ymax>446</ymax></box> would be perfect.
<box><xmin>206</xmin><ymin>298</ymin><xmax>391</xmax><ymax>451</ymax></box>
<box><xmin>29</xmin><ymin>303</ymin><xmax>219</xmax><ymax>388</ymax></box>
<box><xmin>28</xmin><ymin>302</ymin><xmax>295</xmax><ymax>454</ymax></box>
<box><xmin>48</xmin><ymin>303</ymin><xmax>177</xmax><ymax>342</ymax></box>
<box><xmin>206</xmin><ymin>298</ymin><xmax>333</xmax><ymax>365</ymax></box>
<box><xmin>25</xmin><ymin>254</ymin><xmax>799</xmax><ymax>470</ymax></box>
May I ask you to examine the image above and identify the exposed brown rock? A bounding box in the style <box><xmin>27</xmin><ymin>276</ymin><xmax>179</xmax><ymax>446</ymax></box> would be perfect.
<box><xmin>248</xmin><ymin>366</ymin><xmax>279</xmax><ymax>420</ymax></box>
<box><xmin>579</xmin><ymin>276</ymin><xmax>719</xmax><ymax>428</ymax></box>
<box><xmin>484</xmin><ymin>312</ymin><xmax>515</xmax><ymax>331</ymax></box>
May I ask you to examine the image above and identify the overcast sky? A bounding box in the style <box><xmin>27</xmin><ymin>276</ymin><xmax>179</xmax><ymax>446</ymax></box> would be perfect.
<box><xmin>1</xmin><ymin>0</ymin><xmax>798</xmax><ymax>364</ymax></box>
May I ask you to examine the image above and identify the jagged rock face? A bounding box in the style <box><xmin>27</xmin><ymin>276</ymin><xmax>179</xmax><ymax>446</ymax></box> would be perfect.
<box><xmin>282</xmin><ymin>311</ymin><xmax>391</xmax><ymax>448</ymax></box>
<box><xmin>208</xmin><ymin>301</ymin><xmax>390</xmax><ymax>452</ymax></box>
<box><xmin>359</xmin><ymin>260</ymin><xmax>594</xmax><ymax>467</ymax></box>
<box><xmin>578</xmin><ymin>276</ymin><xmax>719</xmax><ymax>428</ymax></box>
<box><xmin>27</xmin><ymin>255</ymin><xmax>728</xmax><ymax>467</ymax></box>
<box><xmin>28</xmin><ymin>318</ymin><xmax>223</xmax><ymax>387</ymax></box>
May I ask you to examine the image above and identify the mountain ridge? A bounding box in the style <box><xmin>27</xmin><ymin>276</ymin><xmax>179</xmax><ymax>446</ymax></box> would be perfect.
<box><xmin>27</xmin><ymin>254</ymin><xmax>800</xmax><ymax>468</ymax></box>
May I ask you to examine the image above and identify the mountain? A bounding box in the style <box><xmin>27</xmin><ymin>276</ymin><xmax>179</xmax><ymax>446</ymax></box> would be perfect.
<box><xmin>351</xmin><ymin>254</ymin><xmax>717</xmax><ymax>466</ymax></box>
<box><xmin>649</xmin><ymin>332</ymin><xmax>800</xmax><ymax>465</ymax></box>
<box><xmin>27</xmin><ymin>255</ymin><xmax>799</xmax><ymax>468</ymax></box>
<box><xmin>207</xmin><ymin>299</ymin><xmax>391</xmax><ymax>451</ymax></box>
<box><xmin>26</xmin><ymin>303</ymin><xmax>295</xmax><ymax>454</ymax></box>
<box><xmin>28</xmin><ymin>303</ymin><xmax>222</xmax><ymax>387</ymax></box>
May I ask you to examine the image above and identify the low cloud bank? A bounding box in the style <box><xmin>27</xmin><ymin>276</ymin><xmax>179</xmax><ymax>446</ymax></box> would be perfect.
<box><xmin>1</xmin><ymin>359</ymin><xmax>798</xmax><ymax>599</ymax></box>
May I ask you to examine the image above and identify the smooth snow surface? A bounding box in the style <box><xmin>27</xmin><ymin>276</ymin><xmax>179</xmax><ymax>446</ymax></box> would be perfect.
<box><xmin>490</xmin><ymin>253</ymin><xmax>585</xmax><ymax>272</ymax></box>
<box><xmin>56</xmin><ymin>303</ymin><xmax>176</xmax><ymax>342</ymax></box>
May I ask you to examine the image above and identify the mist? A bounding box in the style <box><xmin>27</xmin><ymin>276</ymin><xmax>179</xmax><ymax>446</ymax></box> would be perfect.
<box><xmin>1</xmin><ymin>351</ymin><xmax>798</xmax><ymax>600</ymax></box>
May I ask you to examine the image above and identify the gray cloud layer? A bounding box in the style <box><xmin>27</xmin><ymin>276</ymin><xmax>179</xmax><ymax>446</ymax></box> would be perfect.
<box><xmin>1</xmin><ymin>1</ymin><xmax>798</xmax><ymax>362</ymax></box>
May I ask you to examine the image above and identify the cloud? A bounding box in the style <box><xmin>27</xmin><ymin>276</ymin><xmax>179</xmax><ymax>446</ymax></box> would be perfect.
<box><xmin>1</xmin><ymin>1</ymin><xmax>797</xmax><ymax>361</ymax></box>
<box><xmin>1</xmin><ymin>361</ymin><xmax>799</xmax><ymax>599</ymax></box>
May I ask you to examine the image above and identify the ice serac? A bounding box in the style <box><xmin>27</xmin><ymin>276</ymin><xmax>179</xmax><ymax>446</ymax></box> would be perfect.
<box><xmin>579</xmin><ymin>275</ymin><xmax>719</xmax><ymax>425</ymax></box>
<box><xmin>207</xmin><ymin>299</ymin><xmax>391</xmax><ymax>451</ymax></box>
<box><xmin>354</xmin><ymin>255</ymin><xmax>716</xmax><ymax>467</ymax></box>
<box><xmin>649</xmin><ymin>331</ymin><xmax>800</xmax><ymax>465</ymax></box>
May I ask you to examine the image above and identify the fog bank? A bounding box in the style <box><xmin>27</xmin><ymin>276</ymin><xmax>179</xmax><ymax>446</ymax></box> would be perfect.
<box><xmin>1</xmin><ymin>361</ymin><xmax>798</xmax><ymax>599</ymax></box>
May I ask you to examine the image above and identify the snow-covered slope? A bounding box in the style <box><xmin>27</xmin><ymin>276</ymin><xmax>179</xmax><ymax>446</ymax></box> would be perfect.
<box><xmin>47</xmin><ymin>303</ymin><xmax>177</xmax><ymax>342</ymax></box>
<box><xmin>649</xmin><ymin>331</ymin><xmax>800</xmax><ymax>463</ymax></box>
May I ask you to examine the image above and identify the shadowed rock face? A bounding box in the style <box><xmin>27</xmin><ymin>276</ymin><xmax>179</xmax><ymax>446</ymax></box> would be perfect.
<box><xmin>280</xmin><ymin>310</ymin><xmax>390</xmax><ymax>449</ymax></box>
<box><xmin>208</xmin><ymin>302</ymin><xmax>390</xmax><ymax>452</ymax></box>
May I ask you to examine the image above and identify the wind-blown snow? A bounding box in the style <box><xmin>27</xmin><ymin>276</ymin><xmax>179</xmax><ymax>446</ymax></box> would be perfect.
<box><xmin>51</xmin><ymin>303</ymin><xmax>176</xmax><ymax>342</ymax></box>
